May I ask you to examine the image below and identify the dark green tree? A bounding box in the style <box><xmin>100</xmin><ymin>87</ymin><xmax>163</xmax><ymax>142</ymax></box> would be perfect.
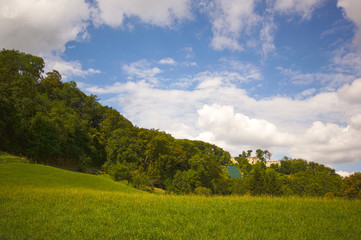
<box><xmin>247</xmin><ymin>162</ymin><xmax>266</xmax><ymax>195</ymax></box>
<box><xmin>0</xmin><ymin>49</ymin><xmax>44</xmax><ymax>152</ymax></box>
<box><xmin>27</xmin><ymin>113</ymin><xmax>60</xmax><ymax>162</ymax></box>
<box><xmin>265</xmin><ymin>168</ymin><xmax>282</xmax><ymax>196</ymax></box>
<box><xmin>255</xmin><ymin>149</ymin><xmax>265</xmax><ymax>161</ymax></box>
<box><xmin>339</xmin><ymin>172</ymin><xmax>361</xmax><ymax>199</ymax></box>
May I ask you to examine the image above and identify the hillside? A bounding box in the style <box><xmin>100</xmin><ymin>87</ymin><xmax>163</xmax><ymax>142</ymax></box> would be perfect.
<box><xmin>1</xmin><ymin>161</ymin><xmax>361</xmax><ymax>239</ymax></box>
<box><xmin>2</xmin><ymin>49</ymin><xmax>360</xmax><ymax>198</ymax></box>
<box><xmin>0</xmin><ymin>49</ymin><xmax>233</xmax><ymax>195</ymax></box>
<box><xmin>0</xmin><ymin>162</ymin><xmax>143</xmax><ymax>194</ymax></box>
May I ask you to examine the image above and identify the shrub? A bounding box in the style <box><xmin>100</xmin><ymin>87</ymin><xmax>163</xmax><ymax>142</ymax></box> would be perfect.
<box><xmin>323</xmin><ymin>192</ymin><xmax>334</xmax><ymax>199</ymax></box>
<box><xmin>131</xmin><ymin>171</ymin><xmax>150</xmax><ymax>190</ymax></box>
<box><xmin>194</xmin><ymin>187</ymin><xmax>212</xmax><ymax>196</ymax></box>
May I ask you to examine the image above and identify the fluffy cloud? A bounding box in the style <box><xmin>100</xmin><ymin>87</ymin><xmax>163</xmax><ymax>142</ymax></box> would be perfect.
<box><xmin>196</xmin><ymin>102</ymin><xmax>361</xmax><ymax>165</ymax></box>
<box><xmin>331</xmin><ymin>48</ymin><xmax>361</xmax><ymax>76</ymax></box>
<box><xmin>219</xmin><ymin>58</ymin><xmax>263</xmax><ymax>81</ymax></box>
<box><xmin>0</xmin><ymin>0</ymin><xmax>331</xmax><ymax>64</ymax></box>
<box><xmin>0</xmin><ymin>0</ymin><xmax>191</xmax><ymax>56</ymax></box>
<box><xmin>85</xmin><ymin>65</ymin><xmax>361</xmax><ymax>165</ymax></box>
<box><xmin>94</xmin><ymin>0</ymin><xmax>192</xmax><ymax>27</ymax></box>
<box><xmin>159</xmin><ymin>58</ymin><xmax>176</xmax><ymax>65</ymax></box>
<box><xmin>338</xmin><ymin>78</ymin><xmax>361</xmax><ymax>104</ymax></box>
<box><xmin>338</xmin><ymin>0</ymin><xmax>361</xmax><ymax>48</ymax></box>
<box><xmin>336</xmin><ymin>170</ymin><xmax>354</xmax><ymax>177</ymax></box>
<box><xmin>202</xmin><ymin>0</ymin><xmax>322</xmax><ymax>52</ymax></box>
<box><xmin>274</xmin><ymin>0</ymin><xmax>322</xmax><ymax>19</ymax></box>
<box><xmin>45</xmin><ymin>57</ymin><xmax>101</xmax><ymax>80</ymax></box>
<box><xmin>291</xmin><ymin>119</ymin><xmax>361</xmax><ymax>164</ymax></box>
<box><xmin>200</xmin><ymin>0</ymin><xmax>259</xmax><ymax>51</ymax></box>
<box><xmin>196</xmin><ymin>104</ymin><xmax>295</xmax><ymax>150</ymax></box>
<box><xmin>196</xmin><ymin>104</ymin><xmax>361</xmax><ymax>165</ymax></box>
<box><xmin>277</xmin><ymin>67</ymin><xmax>357</xmax><ymax>89</ymax></box>
<box><xmin>349</xmin><ymin>113</ymin><xmax>361</xmax><ymax>130</ymax></box>
<box><xmin>0</xmin><ymin>0</ymin><xmax>191</xmax><ymax>81</ymax></box>
<box><xmin>122</xmin><ymin>60</ymin><xmax>162</xmax><ymax>84</ymax></box>
<box><xmin>297</xmin><ymin>88</ymin><xmax>317</xmax><ymax>99</ymax></box>
<box><xmin>260</xmin><ymin>20</ymin><xmax>276</xmax><ymax>58</ymax></box>
<box><xmin>0</xmin><ymin>0</ymin><xmax>91</xmax><ymax>55</ymax></box>
<box><xmin>84</xmin><ymin>69</ymin><xmax>257</xmax><ymax>141</ymax></box>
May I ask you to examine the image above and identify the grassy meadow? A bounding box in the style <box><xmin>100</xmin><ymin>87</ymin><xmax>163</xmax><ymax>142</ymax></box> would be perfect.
<box><xmin>1</xmin><ymin>156</ymin><xmax>361</xmax><ymax>239</ymax></box>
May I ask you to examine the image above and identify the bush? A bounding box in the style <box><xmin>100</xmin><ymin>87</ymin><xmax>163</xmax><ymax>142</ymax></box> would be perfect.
<box><xmin>323</xmin><ymin>192</ymin><xmax>335</xmax><ymax>199</ymax></box>
<box><xmin>230</xmin><ymin>179</ymin><xmax>247</xmax><ymax>195</ymax></box>
<box><xmin>105</xmin><ymin>162</ymin><xmax>132</xmax><ymax>183</ymax></box>
<box><xmin>194</xmin><ymin>187</ymin><xmax>212</xmax><ymax>196</ymax></box>
<box><xmin>131</xmin><ymin>171</ymin><xmax>150</xmax><ymax>190</ymax></box>
<box><xmin>339</xmin><ymin>172</ymin><xmax>361</xmax><ymax>199</ymax></box>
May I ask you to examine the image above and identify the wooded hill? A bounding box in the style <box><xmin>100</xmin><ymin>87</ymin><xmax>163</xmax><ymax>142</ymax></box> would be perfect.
<box><xmin>1</xmin><ymin>49</ymin><xmax>359</xmax><ymax>198</ymax></box>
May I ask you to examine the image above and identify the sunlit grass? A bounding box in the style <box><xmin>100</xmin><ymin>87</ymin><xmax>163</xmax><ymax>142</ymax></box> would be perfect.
<box><xmin>1</xmin><ymin>159</ymin><xmax>360</xmax><ymax>239</ymax></box>
<box><xmin>0</xmin><ymin>151</ymin><xmax>28</xmax><ymax>163</ymax></box>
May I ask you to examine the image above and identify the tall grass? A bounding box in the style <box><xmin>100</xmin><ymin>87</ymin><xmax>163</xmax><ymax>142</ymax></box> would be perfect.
<box><xmin>1</xmin><ymin>160</ymin><xmax>360</xmax><ymax>239</ymax></box>
<box><xmin>0</xmin><ymin>151</ymin><xmax>28</xmax><ymax>163</ymax></box>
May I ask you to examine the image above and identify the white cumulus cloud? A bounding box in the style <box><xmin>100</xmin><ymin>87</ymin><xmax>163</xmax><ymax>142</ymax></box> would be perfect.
<box><xmin>0</xmin><ymin>0</ymin><xmax>91</xmax><ymax>56</ymax></box>
<box><xmin>122</xmin><ymin>60</ymin><xmax>163</xmax><ymax>84</ymax></box>
<box><xmin>291</xmin><ymin>119</ymin><xmax>361</xmax><ymax>164</ymax></box>
<box><xmin>84</xmin><ymin>64</ymin><xmax>361</xmax><ymax>167</ymax></box>
<box><xmin>45</xmin><ymin>57</ymin><xmax>101</xmax><ymax>80</ymax></box>
<box><xmin>204</xmin><ymin>0</ymin><xmax>260</xmax><ymax>51</ymax></box>
<box><xmin>336</xmin><ymin>170</ymin><xmax>354</xmax><ymax>177</ymax></box>
<box><xmin>94</xmin><ymin>0</ymin><xmax>192</xmax><ymax>28</ymax></box>
<box><xmin>196</xmin><ymin>104</ymin><xmax>295</xmax><ymax>151</ymax></box>
<box><xmin>338</xmin><ymin>0</ymin><xmax>361</xmax><ymax>48</ymax></box>
<box><xmin>338</xmin><ymin>78</ymin><xmax>361</xmax><ymax>104</ymax></box>
<box><xmin>159</xmin><ymin>58</ymin><xmax>176</xmax><ymax>65</ymax></box>
<box><xmin>274</xmin><ymin>0</ymin><xmax>322</xmax><ymax>19</ymax></box>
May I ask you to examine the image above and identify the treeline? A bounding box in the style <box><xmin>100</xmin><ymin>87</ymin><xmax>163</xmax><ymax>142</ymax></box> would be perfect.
<box><xmin>232</xmin><ymin>156</ymin><xmax>342</xmax><ymax>197</ymax></box>
<box><xmin>0</xmin><ymin>49</ymin><xmax>232</xmax><ymax>193</ymax></box>
<box><xmin>0</xmin><ymin>49</ymin><xmax>121</xmax><ymax>166</ymax></box>
<box><xmin>104</xmin><ymin>130</ymin><xmax>231</xmax><ymax>192</ymax></box>
<box><xmin>1</xmin><ymin>49</ymin><xmax>360</xmax><ymax>198</ymax></box>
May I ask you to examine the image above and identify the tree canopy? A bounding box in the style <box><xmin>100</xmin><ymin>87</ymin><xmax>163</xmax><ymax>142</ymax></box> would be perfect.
<box><xmin>1</xmin><ymin>49</ymin><xmax>356</xmax><ymax>197</ymax></box>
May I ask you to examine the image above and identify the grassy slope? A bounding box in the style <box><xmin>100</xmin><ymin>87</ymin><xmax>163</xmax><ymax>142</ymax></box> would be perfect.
<box><xmin>1</xmin><ymin>158</ymin><xmax>361</xmax><ymax>239</ymax></box>
<box><xmin>0</xmin><ymin>152</ymin><xmax>28</xmax><ymax>163</ymax></box>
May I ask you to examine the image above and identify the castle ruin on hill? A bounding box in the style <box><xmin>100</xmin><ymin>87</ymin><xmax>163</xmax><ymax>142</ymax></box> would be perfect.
<box><xmin>230</xmin><ymin>157</ymin><xmax>281</xmax><ymax>167</ymax></box>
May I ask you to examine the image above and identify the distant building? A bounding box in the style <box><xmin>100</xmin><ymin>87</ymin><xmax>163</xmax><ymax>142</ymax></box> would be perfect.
<box><xmin>246</xmin><ymin>157</ymin><xmax>261</xmax><ymax>164</ymax></box>
<box><xmin>230</xmin><ymin>156</ymin><xmax>281</xmax><ymax>168</ymax></box>
<box><xmin>246</xmin><ymin>157</ymin><xmax>281</xmax><ymax>167</ymax></box>
<box><xmin>265</xmin><ymin>160</ymin><xmax>281</xmax><ymax>167</ymax></box>
<box><xmin>230</xmin><ymin>157</ymin><xmax>238</xmax><ymax>164</ymax></box>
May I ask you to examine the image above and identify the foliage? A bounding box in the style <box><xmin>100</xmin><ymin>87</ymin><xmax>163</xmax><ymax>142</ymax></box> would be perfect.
<box><xmin>0</xmin><ymin>151</ymin><xmax>28</xmax><ymax>163</ymax></box>
<box><xmin>247</xmin><ymin>162</ymin><xmax>267</xmax><ymax>195</ymax></box>
<box><xmin>339</xmin><ymin>172</ymin><xmax>361</xmax><ymax>199</ymax></box>
<box><xmin>324</xmin><ymin>192</ymin><xmax>335</xmax><ymax>199</ymax></box>
<box><xmin>225</xmin><ymin>154</ymin><xmax>343</xmax><ymax>197</ymax></box>
<box><xmin>0</xmin><ymin>49</ymin><xmax>130</xmax><ymax>166</ymax></box>
<box><xmin>103</xmin><ymin>126</ymin><xmax>231</xmax><ymax>193</ymax></box>
<box><xmin>194</xmin><ymin>186</ymin><xmax>212</xmax><ymax>196</ymax></box>
<box><xmin>0</xmin><ymin>49</ymin><xmax>346</xmax><ymax>197</ymax></box>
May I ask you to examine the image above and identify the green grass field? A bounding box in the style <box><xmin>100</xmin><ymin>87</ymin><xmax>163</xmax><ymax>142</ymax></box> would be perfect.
<box><xmin>0</xmin><ymin>152</ymin><xmax>28</xmax><ymax>163</ymax></box>
<box><xmin>1</xmin><ymin>155</ymin><xmax>361</xmax><ymax>239</ymax></box>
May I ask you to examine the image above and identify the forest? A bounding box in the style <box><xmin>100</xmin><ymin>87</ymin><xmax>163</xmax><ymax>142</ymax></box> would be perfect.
<box><xmin>1</xmin><ymin>49</ymin><xmax>360</xmax><ymax>198</ymax></box>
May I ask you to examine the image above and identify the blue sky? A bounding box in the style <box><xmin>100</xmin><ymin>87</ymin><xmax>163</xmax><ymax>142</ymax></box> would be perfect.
<box><xmin>1</xmin><ymin>0</ymin><xmax>361</xmax><ymax>175</ymax></box>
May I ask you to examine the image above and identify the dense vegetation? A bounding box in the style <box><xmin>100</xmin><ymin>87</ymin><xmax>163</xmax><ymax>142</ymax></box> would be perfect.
<box><xmin>234</xmin><ymin>156</ymin><xmax>343</xmax><ymax>197</ymax></box>
<box><xmin>1</xmin><ymin>161</ymin><xmax>361</xmax><ymax>240</ymax></box>
<box><xmin>0</xmin><ymin>49</ymin><xmax>231</xmax><ymax>194</ymax></box>
<box><xmin>1</xmin><ymin>49</ymin><xmax>360</xmax><ymax>198</ymax></box>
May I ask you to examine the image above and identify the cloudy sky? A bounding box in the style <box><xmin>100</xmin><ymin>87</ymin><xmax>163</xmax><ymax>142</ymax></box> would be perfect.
<box><xmin>1</xmin><ymin>0</ymin><xmax>361</xmax><ymax>175</ymax></box>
